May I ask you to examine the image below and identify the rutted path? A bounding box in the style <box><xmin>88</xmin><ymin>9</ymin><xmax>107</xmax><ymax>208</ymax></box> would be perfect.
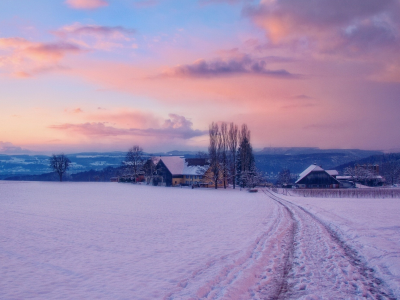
<box><xmin>165</xmin><ymin>195</ymin><xmax>295</xmax><ymax>300</ymax></box>
<box><xmin>166</xmin><ymin>189</ymin><xmax>396</xmax><ymax>299</ymax></box>
<box><xmin>264</xmin><ymin>189</ymin><xmax>395</xmax><ymax>300</ymax></box>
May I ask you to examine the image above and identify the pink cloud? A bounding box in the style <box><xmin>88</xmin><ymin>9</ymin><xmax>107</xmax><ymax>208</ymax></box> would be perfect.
<box><xmin>53</xmin><ymin>24</ymin><xmax>135</xmax><ymax>40</ymax></box>
<box><xmin>53</xmin><ymin>23</ymin><xmax>136</xmax><ymax>50</ymax></box>
<box><xmin>71</xmin><ymin>108</ymin><xmax>84</xmax><ymax>114</ymax></box>
<box><xmin>49</xmin><ymin>114</ymin><xmax>206</xmax><ymax>139</ymax></box>
<box><xmin>88</xmin><ymin>109</ymin><xmax>160</xmax><ymax>128</ymax></box>
<box><xmin>65</xmin><ymin>0</ymin><xmax>108</xmax><ymax>10</ymax></box>
<box><xmin>0</xmin><ymin>37</ymin><xmax>84</xmax><ymax>77</ymax></box>
<box><xmin>245</xmin><ymin>0</ymin><xmax>400</xmax><ymax>57</ymax></box>
<box><xmin>24</xmin><ymin>42</ymin><xmax>82</xmax><ymax>61</ymax></box>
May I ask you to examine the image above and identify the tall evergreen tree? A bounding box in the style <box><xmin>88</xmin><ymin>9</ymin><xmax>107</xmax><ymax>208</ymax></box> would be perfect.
<box><xmin>236</xmin><ymin>124</ymin><xmax>256</xmax><ymax>188</ymax></box>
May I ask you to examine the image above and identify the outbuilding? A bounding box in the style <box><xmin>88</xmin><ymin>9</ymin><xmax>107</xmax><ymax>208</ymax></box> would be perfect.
<box><xmin>296</xmin><ymin>164</ymin><xmax>340</xmax><ymax>189</ymax></box>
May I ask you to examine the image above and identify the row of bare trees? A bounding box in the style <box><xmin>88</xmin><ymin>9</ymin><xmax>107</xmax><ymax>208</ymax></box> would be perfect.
<box><xmin>206</xmin><ymin>122</ymin><xmax>262</xmax><ymax>189</ymax></box>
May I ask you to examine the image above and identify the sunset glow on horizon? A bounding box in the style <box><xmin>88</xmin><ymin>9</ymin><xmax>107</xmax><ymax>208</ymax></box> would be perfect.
<box><xmin>1</xmin><ymin>0</ymin><xmax>400</xmax><ymax>154</ymax></box>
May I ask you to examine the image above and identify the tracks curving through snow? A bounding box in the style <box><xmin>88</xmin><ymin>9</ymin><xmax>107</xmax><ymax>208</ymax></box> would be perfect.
<box><xmin>165</xmin><ymin>190</ymin><xmax>395</xmax><ymax>299</ymax></box>
<box><xmin>165</xmin><ymin>194</ymin><xmax>296</xmax><ymax>300</ymax></box>
<box><xmin>263</xmin><ymin>189</ymin><xmax>395</xmax><ymax>300</ymax></box>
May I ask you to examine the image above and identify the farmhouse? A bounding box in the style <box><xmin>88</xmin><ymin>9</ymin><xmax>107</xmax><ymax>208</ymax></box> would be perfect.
<box><xmin>296</xmin><ymin>164</ymin><xmax>340</xmax><ymax>189</ymax></box>
<box><xmin>155</xmin><ymin>157</ymin><xmax>210</xmax><ymax>187</ymax></box>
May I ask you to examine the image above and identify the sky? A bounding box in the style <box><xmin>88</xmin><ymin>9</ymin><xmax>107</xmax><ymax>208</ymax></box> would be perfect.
<box><xmin>1</xmin><ymin>0</ymin><xmax>400</xmax><ymax>154</ymax></box>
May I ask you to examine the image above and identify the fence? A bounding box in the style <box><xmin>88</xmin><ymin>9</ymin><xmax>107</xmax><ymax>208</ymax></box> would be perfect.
<box><xmin>272</xmin><ymin>188</ymin><xmax>400</xmax><ymax>199</ymax></box>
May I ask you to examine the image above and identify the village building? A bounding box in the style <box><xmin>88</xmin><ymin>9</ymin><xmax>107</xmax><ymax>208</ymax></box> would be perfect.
<box><xmin>296</xmin><ymin>164</ymin><xmax>340</xmax><ymax>189</ymax></box>
<box><xmin>154</xmin><ymin>156</ymin><xmax>226</xmax><ymax>187</ymax></box>
<box><xmin>325</xmin><ymin>170</ymin><xmax>339</xmax><ymax>178</ymax></box>
<box><xmin>154</xmin><ymin>157</ymin><xmax>209</xmax><ymax>187</ymax></box>
<box><xmin>155</xmin><ymin>156</ymin><xmax>185</xmax><ymax>186</ymax></box>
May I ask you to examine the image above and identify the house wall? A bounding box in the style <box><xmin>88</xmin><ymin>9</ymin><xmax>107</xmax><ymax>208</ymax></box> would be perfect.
<box><xmin>297</xmin><ymin>171</ymin><xmax>339</xmax><ymax>189</ymax></box>
<box><xmin>183</xmin><ymin>175</ymin><xmax>203</xmax><ymax>185</ymax></box>
<box><xmin>156</xmin><ymin>160</ymin><xmax>173</xmax><ymax>186</ymax></box>
<box><xmin>171</xmin><ymin>176</ymin><xmax>184</xmax><ymax>186</ymax></box>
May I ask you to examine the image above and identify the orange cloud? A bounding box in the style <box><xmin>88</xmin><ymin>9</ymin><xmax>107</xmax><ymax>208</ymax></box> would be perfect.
<box><xmin>0</xmin><ymin>37</ymin><xmax>84</xmax><ymax>77</ymax></box>
<box><xmin>65</xmin><ymin>0</ymin><xmax>108</xmax><ymax>10</ymax></box>
<box><xmin>88</xmin><ymin>109</ymin><xmax>160</xmax><ymax>128</ymax></box>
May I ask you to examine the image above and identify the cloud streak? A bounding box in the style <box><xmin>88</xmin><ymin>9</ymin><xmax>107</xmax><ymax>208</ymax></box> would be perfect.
<box><xmin>0</xmin><ymin>38</ymin><xmax>84</xmax><ymax>77</ymax></box>
<box><xmin>53</xmin><ymin>24</ymin><xmax>135</xmax><ymax>40</ymax></box>
<box><xmin>49</xmin><ymin>114</ymin><xmax>206</xmax><ymax>139</ymax></box>
<box><xmin>53</xmin><ymin>23</ymin><xmax>136</xmax><ymax>50</ymax></box>
<box><xmin>161</xmin><ymin>55</ymin><xmax>298</xmax><ymax>78</ymax></box>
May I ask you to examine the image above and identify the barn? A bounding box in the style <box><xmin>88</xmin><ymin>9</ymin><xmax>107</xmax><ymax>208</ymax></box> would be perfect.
<box><xmin>156</xmin><ymin>156</ymin><xmax>185</xmax><ymax>187</ymax></box>
<box><xmin>296</xmin><ymin>164</ymin><xmax>340</xmax><ymax>189</ymax></box>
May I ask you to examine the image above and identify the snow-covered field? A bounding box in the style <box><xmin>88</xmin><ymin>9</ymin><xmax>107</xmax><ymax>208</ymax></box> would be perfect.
<box><xmin>279</xmin><ymin>192</ymin><xmax>400</xmax><ymax>298</ymax></box>
<box><xmin>1</xmin><ymin>182</ymin><xmax>399</xmax><ymax>299</ymax></box>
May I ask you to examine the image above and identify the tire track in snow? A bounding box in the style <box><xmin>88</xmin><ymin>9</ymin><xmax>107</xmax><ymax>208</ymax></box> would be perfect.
<box><xmin>164</xmin><ymin>197</ymin><xmax>296</xmax><ymax>300</ymax></box>
<box><xmin>264</xmin><ymin>189</ymin><xmax>396</xmax><ymax>300</ymax></box>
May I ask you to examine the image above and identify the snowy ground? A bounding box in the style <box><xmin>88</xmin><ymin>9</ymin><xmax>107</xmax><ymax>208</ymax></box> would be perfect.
<box><xmin>278</xmin><ymin>192</ymin><xmax>400</xmax><ymax>298</ymax></box>
<box><xmin>1</xmin><ymin>182</ymin><xmax>399</xmax><ymax>299</ymax></box>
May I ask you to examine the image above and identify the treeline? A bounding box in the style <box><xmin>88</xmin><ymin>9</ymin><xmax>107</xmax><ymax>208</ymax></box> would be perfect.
<box><xmin>206</xmin><ymin>122</ymin><xmax>263</xmax><ymax>189</ymax></box>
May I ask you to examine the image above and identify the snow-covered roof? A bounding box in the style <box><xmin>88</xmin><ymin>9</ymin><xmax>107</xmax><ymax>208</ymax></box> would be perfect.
<box><xmin>159</xmin><ymin>156</ymin><xmax>209</xmax><ymax>176</ymax></box>
<box><xmin>182</xmin><ymin>163</ymin><xmax>208</xmax><ymax>176</ymax></box>
<box><xmin>336</xmin><ymin>176</ymin><xmax>352</xmax><ymax>180</ymax></box>
<box><xmin>159</xmin><ymin>156</ymin><xmax>185</xmax><ymax>175</ymax></box>
<box><xmin>296</xmin><ymin>164</ymin><xmax>324</xmax><ymax>184</ymax></box>
<box><xmin>326</xmin><ymin>170</ymin><xmax>339</xmax><ymax>176</ymax></box>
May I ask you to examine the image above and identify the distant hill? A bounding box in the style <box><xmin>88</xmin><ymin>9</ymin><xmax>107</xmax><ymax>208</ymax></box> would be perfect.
<box><xmin>334</xmin><ymin>153</ymin><xmax>400</xmax><ymax>173</ymax></box>
<box><xmin>253</xmin><ymin>148</ymin><xmax>383</xmax><ymax>175</ymax></box>
<box><xmin>5</xmin><ymin>166</ymin><xmax>123</xmax><ymax>182</ymax></box>
<box><xmin>256</xmin><ymin>147</ymin><xmax>382</xmax><ymax>157</ymax></box>
<box><xmin>0</xmin><ymin>152</ymin><xmax>127</xmax><ymax>179</ymax></box>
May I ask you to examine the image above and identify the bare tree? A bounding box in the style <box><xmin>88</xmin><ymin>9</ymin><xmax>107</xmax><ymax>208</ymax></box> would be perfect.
<box><xmin>208</xmin><ymin>122</ymin><xmax>222</xmax><ymax>189</ymax></box>
<box><xmin>142</xmin><ymin>156</ymin><xmax>158</xmax><ymax>185</ymax></box>
<box><xmin>220</xmin><ymin>122</ymin><xmax>229</xmax><ymax>189</ymax></box>
<box><xmin>345</xmin><ymin>164</ymin><xmax>377</xmax><ymax>186</ymax></box>
<box><xmin>123</xmin><ymin>145</ymin><xmax>145</xmax><ymax>183</ymax></box>
<box><xmin>49</xmin><ymin>154</ymin><xmax>71</xmax><ymax>182</ymax></box>
<box><xmin>228</xmin><ymin>122</ymin><xmax>238</xmax><ymax>189</ymax></box>
<box><xmin>276</xmin><ymin>168</ymin><xmax>291</xmax><ymax>186</ymax></box>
